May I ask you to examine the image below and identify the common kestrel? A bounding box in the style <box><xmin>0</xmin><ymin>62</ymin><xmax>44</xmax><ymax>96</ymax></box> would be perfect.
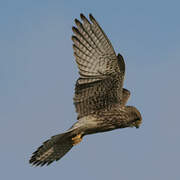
<box><xmin>29</xmin><ymin>13</ymin><xmax>142</xmax><ymax>166</ymax></box>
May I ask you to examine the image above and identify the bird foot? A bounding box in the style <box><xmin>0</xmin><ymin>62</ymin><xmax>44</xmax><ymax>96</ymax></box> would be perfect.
<box><xmin>72</xmin><ymin>134</ymin><xmax>82</xmax><ymax>146</ymax></box>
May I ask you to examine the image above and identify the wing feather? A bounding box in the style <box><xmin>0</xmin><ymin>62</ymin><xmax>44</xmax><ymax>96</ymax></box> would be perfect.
<box><xmin>72</xmin><ymin>14</ymin><xmax>127</xmax><ymax>118</ymax></box>
<box><xmin>72</xmin><ymin>14</ymin><xmax>119</xmax><ymax>78</ymax></box>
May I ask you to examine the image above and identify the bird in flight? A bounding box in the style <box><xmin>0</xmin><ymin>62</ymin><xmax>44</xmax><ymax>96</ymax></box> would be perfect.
<box><xmin>29</xmin><ymin>13</ymin><xmax>142</xmax><ymax>166</ymax></box>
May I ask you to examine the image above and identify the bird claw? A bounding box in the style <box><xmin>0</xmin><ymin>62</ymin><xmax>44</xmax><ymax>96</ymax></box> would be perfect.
<box><xmin>72</xmin><ymin>134</ymin><xmax>82</xmax><ymax>145</ymax></box>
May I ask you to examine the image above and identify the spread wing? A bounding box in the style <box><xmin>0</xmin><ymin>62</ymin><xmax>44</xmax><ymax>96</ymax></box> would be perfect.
<box><xmin>72</xmin><ymin>14</ymin><xmax>127</xmax><ymax>118</ymax></box>
<box><xmin>72</xmin><ymin>14</ymin><xmax>119</xmax><ymax>78</ymax></box>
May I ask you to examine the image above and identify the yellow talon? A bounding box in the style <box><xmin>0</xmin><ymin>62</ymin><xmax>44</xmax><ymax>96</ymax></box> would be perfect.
<box><xmin>72</xmin><ymin>134</ymin><xmax>83</xmax><ymax>145</ymax></box>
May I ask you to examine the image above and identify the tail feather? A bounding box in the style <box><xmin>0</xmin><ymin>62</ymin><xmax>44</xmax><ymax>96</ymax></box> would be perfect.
<box><xmin>29</xmin><ymin>132</ymin><xmax>74</xmax><ymax>166</ymax></box>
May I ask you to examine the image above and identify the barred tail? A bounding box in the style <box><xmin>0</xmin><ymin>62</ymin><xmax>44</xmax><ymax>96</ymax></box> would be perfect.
<box><xmin>29</xmin><ymin>130</ymin><xmax>79</xmax><ymax>166</ymax></box>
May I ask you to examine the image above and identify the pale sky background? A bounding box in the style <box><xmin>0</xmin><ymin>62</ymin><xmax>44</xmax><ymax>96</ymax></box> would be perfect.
<box><xmin>1</xmin><ymin>0</ymin><xmax>180</xmax><ymax>179</ymax></box>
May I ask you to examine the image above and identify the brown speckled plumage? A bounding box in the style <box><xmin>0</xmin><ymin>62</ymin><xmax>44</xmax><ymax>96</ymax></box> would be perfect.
<box><xmin>29</xmin><ymin>13</ymin><xmax>142</xmax><ymax>167</ymax></box>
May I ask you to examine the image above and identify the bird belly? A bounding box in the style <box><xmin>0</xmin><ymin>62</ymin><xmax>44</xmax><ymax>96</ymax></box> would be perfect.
<box><xmin>75</xmin><ymin>115</ymin><xmax>117</xmax><ymax>135</ymax></box>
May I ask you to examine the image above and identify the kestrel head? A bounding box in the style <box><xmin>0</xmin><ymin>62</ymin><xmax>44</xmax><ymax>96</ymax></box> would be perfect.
<box><xmin>127</xmin><ymin>106</ymin><xmax>142</xmax><ymax>128</ymax></box>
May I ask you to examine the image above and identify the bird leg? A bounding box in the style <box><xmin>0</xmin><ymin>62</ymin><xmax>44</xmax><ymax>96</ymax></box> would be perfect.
<box><xmin>72</xmin><ymin>134</ymin><xmax>83</xmax><ymax>146</ymax></box>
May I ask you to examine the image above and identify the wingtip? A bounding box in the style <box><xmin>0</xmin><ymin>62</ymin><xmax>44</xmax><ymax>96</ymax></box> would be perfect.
<box><xmin>117</xmin><ymin>53</ymin><xmax>123</xmax><ymax>58</ymax></box>
<box><xmin>71</xmin><ymin>35</ymin><xmax>75</xmax><ymax>41</ymax></box>
<box><xmin>71</xmin><ymin>35</ymin><xmax>78</xmax><ymax>43</ymax></box>
<box><xmin>89</xmin><ymin>13</ymin><xmax>94</xmax><ymax>20</ymax></box>
<box><xmin>80</xmin><ymin>13</ymin><xmax>85</xmax><ymax>19</ymax></box>
<box><xmin>74</xmin><ymin>18</ymin><xmax>79</xmax><ymax>24</ymax></box>
<box><xmin>72</xmin><ymin>26</ymin><xmax>77</xmax><ymax>34</ymax></box>
<box><xmin>80</xmin><ymin>13</ymin><xmax>89</xmax><ymax>22</ymax></box>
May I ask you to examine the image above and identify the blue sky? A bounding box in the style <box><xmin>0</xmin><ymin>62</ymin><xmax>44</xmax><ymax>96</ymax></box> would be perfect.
<box><xmin>1</xmin><ymin>0</ymin><xmax>180</xmax><ymax>179</ymax></box>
